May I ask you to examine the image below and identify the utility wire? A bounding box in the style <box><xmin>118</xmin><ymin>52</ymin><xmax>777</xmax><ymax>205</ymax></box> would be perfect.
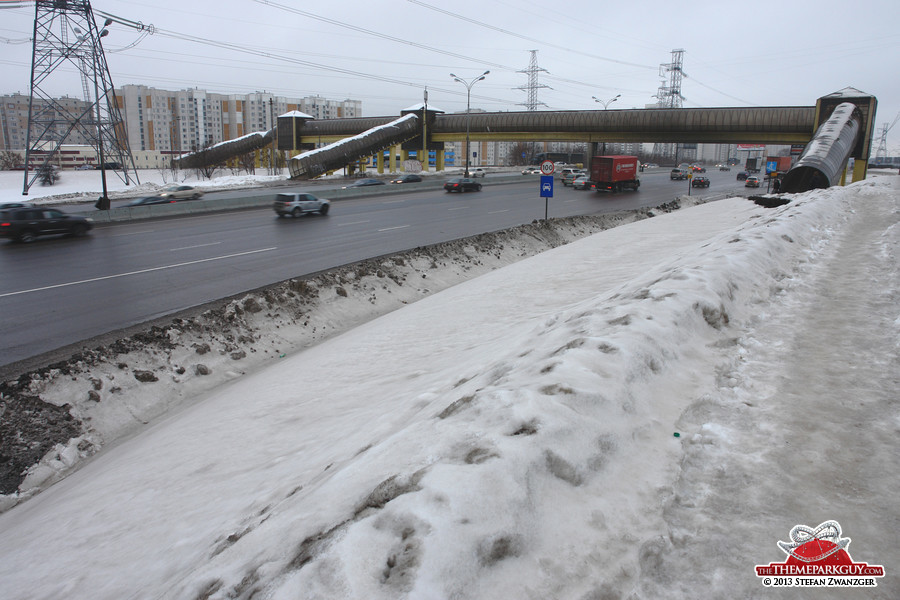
<box><xmin>405</xmin><ymin>0</ymin><xmax>657</xmax><ymax>71</ymax></box>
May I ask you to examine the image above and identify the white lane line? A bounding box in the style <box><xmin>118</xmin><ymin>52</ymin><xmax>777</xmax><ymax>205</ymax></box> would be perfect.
<box><xmin>378</xmin><ymin>225</ymin><xmax>410</xmax><ymax>232</ymax></box>
<box><xmin>447</xmin><ymin>206</ymin><xmax>468</xmax><ymax>211</ymax></box>
<box><xmin>337</xmin><ymin>220</ymin><xmax>371</xmax><ymax>226</ymax></box>
<box><xmin>0</xmin><ymin>247</ymin><xmax>277</xmax><ymax>298</ymax></box>
<box><xmin>170</xmin><ymin>242</ymin><xmax>222</xmax><ymax>251</ymax></box>
<box><xmin>488</xmin><ymin>209</ymin><xmax>509</xmax><ymax>214</ymax></box>
<box><xmin>111</xmin><ymin>229</ymin><xmax>156</xmax><ymax>237</ymax></box>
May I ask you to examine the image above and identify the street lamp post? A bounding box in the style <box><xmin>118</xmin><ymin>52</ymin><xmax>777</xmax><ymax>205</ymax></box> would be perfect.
<box><xmin>451</xmin><ymin>70</ymin><xmax>489</xmax><ymax>178</ymax></box>
<box><xmin>592</xmin><ymin>94</ymin><xmax>621</xmax><ymax>155</ymax></box>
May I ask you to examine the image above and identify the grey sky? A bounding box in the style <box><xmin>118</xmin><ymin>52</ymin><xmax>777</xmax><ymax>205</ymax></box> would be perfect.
<box><xmin>2</xmin><ymin>0</ymin><xmax>898</xmax><ymax>152</ymax></box>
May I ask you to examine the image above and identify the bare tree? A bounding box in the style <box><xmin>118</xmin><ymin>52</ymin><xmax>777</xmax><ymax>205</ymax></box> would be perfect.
<box><xmin>506</xmin><ymin>142</ymin><xmax>532</xmax><ymax>166</ymax></box>
<box><xmin>0</xmin><ymin>150</ymin><xmax>23</xmax><ymax>170</ymax></box>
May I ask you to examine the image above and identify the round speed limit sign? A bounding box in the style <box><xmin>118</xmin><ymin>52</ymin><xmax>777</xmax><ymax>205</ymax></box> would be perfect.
<box><xmin>540</xmin><ymin>160</ymin><xmax>555</xmax><ymax>175</ymax></box>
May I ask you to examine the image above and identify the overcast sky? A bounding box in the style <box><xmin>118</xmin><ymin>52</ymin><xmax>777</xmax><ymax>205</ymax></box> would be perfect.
<box><xmin>2</xmin><ymin>0</ymin><xmax>898</xmax><ymax>152</ymax></box>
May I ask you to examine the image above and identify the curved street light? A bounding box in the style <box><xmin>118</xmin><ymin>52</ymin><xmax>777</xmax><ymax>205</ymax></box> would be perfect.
<box><xmin>450</xmin><ymin>70</ymin><xmax>489</xmax><ymax>178</ymax></box>
<box><xmin>592</xmin><ymin>94</ymin><xmax>621</xmax><ymax>109</ymax></box>
<box><xmin>592</xmin><ymin>94</ymin><xmax>621</xmax><ymax>155</ymax></box>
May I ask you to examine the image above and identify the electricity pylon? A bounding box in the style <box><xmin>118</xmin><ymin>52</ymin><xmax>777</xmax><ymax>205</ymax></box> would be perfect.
<box><xmin>23</xmin><ymin>0</ymin><xmax>138</xmax><ymax>201</ymax></box>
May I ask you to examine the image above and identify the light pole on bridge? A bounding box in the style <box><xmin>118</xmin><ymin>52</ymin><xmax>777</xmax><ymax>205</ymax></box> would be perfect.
<box><xmin>592</xmin><ymin>94</ymin><xmax>620</xmax><ymax>155</ymax></box>
<box><xmin>451</xmin><ymin>70</ymin><xmax>489</xmax><ymax>178</ymax></box>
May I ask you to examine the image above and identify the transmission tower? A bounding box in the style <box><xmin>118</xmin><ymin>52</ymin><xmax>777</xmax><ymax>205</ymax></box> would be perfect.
<box><xmin>873</xmin><ymin>111</ymin><xmax>899</xmax><ymax>160</ymax></box>
<box><xmin>652</xmin><ymin>48</ymin><xmax>686</xmax><ymax>158</ymax></box>
<box><xmin>22</xmin><ymin>0</ymin><xmax>138</xmax><ymax>200</ymax></box>
<box><xmin>516</xmin><ymin>50</ymin><xmax>550</xmax><ymax>111</ymax></box>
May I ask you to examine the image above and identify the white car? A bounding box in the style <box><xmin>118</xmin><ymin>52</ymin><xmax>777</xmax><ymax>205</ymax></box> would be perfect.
<box><xmin>159</xmin><ymin>185</ymin><xmax>203</xmax><ymax>200</ymax></box>
<box><xmin>470</xmin><ymin>168</ymin><xmax>486</xmax><ymax>177</ymax></box>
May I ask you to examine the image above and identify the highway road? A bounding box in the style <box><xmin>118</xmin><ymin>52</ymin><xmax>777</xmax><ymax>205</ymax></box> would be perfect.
<box><xmin>0</xmin><ymin>169</ymin><xmax>755</xmax><ymax>368</ymax></box>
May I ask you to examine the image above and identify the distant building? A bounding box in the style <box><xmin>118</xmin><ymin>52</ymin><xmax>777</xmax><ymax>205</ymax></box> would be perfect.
<box><xmin>0</xmin><ymin>93</ymin><xmax>95</xmax><ymax>151</ymax></box>
<box><xmin>1</xmin><ymin>88</ymin><xmax>360</xmax><ymax>165</ymax></box>
<box><xmin>115</xmin><ymin>85</ymin><xmax>361</xmax><ymax>156</ymax></box>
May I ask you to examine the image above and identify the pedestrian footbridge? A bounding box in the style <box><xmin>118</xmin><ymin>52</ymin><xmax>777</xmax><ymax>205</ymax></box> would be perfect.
<box><xmin>177</xmin><ymin>88</ymin><xmax>877</xmax><ymax>193</ymax></box>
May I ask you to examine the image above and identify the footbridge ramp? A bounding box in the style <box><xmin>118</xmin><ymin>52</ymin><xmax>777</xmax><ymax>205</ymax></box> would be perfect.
<box><xmin>287</xmin><ymin>113</ymin><xmax>419</xmax><ymax>180</ymax></box>
<box><xmin>175</xmin><ymin>129</ymin><xmax>276</xmax><ymax>170</ymax></box>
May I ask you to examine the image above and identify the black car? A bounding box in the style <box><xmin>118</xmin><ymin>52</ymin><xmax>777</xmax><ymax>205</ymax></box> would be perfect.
<box><xmin>0</xmin><ymin>207</ymin><xmax>93</xmax><ymax>243</ymax></box>
<box><xmin>443</xmin><ymin>178</ymin><xmax>482</xmax><ymax>193</ymax></box>
<box><xmin>736</xmin><ymin>171</ymin><xmax>749</xmax><ymax>181</ymax></box>
<box><xmin>390</xmin><ymin>174</ymin><xmax>422</xmax><ymax>184</ymax></box>
<box><xmin>342</xmin><ymin>178</ymin><xmax>385</xmax><ymax>189</ymax></box>
<box><xmin>691</xmin><ymin>176</ymin><xmax>710</xmax><ymax>188</ymax></box>
<box><xmin>126</xmin><ymin>196</ymin><xmax>176</xmax><ymax>206</ymax></box>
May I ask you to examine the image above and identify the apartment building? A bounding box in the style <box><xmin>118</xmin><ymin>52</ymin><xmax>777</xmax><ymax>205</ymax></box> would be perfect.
<box><xmin>115</xmin><ymin>85</ymin><xmax>361</xmax><ymax>155</ymax></box>
<box><xmin>0</xmin><ymin>93</ymin><xmax>95</xmax><ymax>151</ymax></box>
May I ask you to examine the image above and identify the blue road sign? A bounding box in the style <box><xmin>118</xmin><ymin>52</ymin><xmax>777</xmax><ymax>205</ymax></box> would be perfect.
<box><xmin>540</xmin><ymin>175</ymin><xmax>553</xmax><ymax>197</ymax></box>
<box><xmin>766</xmin><ymin>160</ymin><xmax>778</xmax><ymax>174</ymax></box>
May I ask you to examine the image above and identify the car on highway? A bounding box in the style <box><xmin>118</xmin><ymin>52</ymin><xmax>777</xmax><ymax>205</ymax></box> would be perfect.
<box><xmin>691</xmin><ymin>176</ymin><xmax>710</xmax><ymax>188</ymax></box>
<box><xmin>159</xmin><ymin>185</ymin><xmax>203</xmax><ymax>200</ymax></box>
<box><xmin>521</xmin><ymin>166</ymin><xmax>540</xmax><ymax>175</ymax></box>
<box><xmin>745</xmin><ymin>176</ymin><xmax>761</xmax><ymax>188</ymax></box>
<box><xmin>390</xmin><ymin>174</ymin><xmax>422</xmax><ymax>184</ymax></box>
<box><xmin>75</xmin><ymin>164</ymin><xmax>94</xmax><ymax>170</ymax></box>
<box><xmin>690</xmin><ymin>164</ymin><xmax>706</xmax><ymax>173</ymax></box>
<box><xmin>342</xmin><ymin>178</ymin><xmax>385</xmax><ymax>189</ymax></box>
<box><xmin>670</xmin><ymin>168</ymin><xmax>690</xmax><ymax>180</ymax></box>
<box><xmin>273</xmin><ymin>193</ymin><xmax>330</xmax><ymax>217</ymax></box>
<box><xmin>736</xmin><ymin>171</ymin><xmax>749</xmax><ymax>181</ymax></box>
<box><xmin>572</xmin><ymin>175</ymin><xmax>594</xmax><ymax>190</ymax></box>
<box><xmin>443</xmin><ymin>178</ymin><xmax>482</xmax><ymax>193</ymax></box>
<box><xmin>470</xmin><ymin>168</ymin><xmax>486</xmax><ymax>177</ymax></box>
<box><xmin>562</xmin><ymin>170</ymin><xmax>585</xmax><ymax>186</ymax></box>
<box><xmin>0</xmin><ymin>206</ymin><xmax>93</xmax><ymax>243</ymax></box>
<box><xmin>126</xmin><ymin>196</ymin><xmax>177</xmax><ymax>206</ymax></box>
<box><xmin>719</xmin><ymin>165</ymin><xmax>731</xmax><ymax>171</ymax></box>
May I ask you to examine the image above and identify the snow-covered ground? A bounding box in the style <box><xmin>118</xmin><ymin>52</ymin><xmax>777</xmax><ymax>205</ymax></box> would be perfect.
<box><xmin>0</xmin><ymin>173</ymin><xmax>897</xmax><ymax>599</ymax></box>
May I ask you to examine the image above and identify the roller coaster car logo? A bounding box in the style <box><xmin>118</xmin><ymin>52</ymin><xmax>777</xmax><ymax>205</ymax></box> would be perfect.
<box><xmin>755</xmin><ymin>521</ymin><xmax>885</xmax><ymax>588</ymax></box>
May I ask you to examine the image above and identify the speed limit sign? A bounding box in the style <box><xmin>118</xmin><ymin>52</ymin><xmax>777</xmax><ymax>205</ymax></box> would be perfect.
<box><xmin>540</xmin><ymin>160</ymin><xmax>555</xmax><ymax>175</ymax></box>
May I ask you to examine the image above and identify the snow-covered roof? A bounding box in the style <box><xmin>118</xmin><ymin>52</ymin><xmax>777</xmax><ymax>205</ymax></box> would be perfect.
<box><xmin>402</xmin><ymin>103</ymin><xmax>446</xmax><ymax>114</ymax></box>
<box><xmin>279</xmin><ymin>110</ymin><xmax>315</xmax><ymax>119</ymax></box>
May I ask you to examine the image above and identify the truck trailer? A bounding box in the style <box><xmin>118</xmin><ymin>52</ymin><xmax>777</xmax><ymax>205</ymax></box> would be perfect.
<box><xmin>590</xmin><ymin>155</ymin><xmax>641</xmax><ymax>192</ymax></box>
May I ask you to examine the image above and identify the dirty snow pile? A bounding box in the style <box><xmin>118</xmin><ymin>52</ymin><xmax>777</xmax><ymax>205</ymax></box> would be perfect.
<box><xmin>0</xmin><ymin>178</ymin><xmax>897</xmax><ymax>599</ymax></box>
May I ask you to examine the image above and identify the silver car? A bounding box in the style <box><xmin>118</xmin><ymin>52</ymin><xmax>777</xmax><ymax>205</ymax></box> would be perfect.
<box><xmin>159</xmin><ymin>185</ymin><xmax>203</xmax><ymax>200</ymax></box>
<box><xmin>273</xmin><ymin>192</ymin><xmax>330</xmax><ymax>217</ymax></box>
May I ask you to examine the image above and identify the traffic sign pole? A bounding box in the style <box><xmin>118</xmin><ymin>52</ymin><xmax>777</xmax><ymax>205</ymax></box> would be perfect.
<box><xmin>540</xmin><ymin>161</ymin><xmax>554</xmax><ymax>220</ymax></box>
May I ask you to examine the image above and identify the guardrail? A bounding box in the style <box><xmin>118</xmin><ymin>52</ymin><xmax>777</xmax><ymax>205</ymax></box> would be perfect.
<box><xmin>83</xmin><ymin>174</ymin><xmax>530</xmax><ymax>223</ymax></box>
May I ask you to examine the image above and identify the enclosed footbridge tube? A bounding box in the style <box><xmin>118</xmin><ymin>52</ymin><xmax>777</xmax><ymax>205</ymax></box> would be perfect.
<box><xmin>288</xmin><ymin>113</ymin><xmax>419</xmax><ymax>179</ymax></box>
<box><xmin>780</xmin><ymin>102</ymin><xmax>863</xmax><ymax>193</ymax></box>
<box><xmin>175</xmin><ymin>129</ymin><xmax>275</xmax><ymax>170</ymax></box>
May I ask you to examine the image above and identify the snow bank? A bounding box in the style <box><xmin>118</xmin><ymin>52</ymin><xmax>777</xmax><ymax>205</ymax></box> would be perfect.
<box><xmin>0</xmin><ymin>177</ymin><xmax>896</xmax><ymax>600</ymax></box>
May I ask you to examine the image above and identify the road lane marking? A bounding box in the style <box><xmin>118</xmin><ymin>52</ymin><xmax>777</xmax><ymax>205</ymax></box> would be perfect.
<box><xmin>337</xmin><ymin>220</ymin><xmax>371</xmax><ymax>226</ymax></box>
<box><xmin>378</xmin><ymin>225</ymin><xmax>410</xmax><ymax>232</ymax></box>
<box><xmin>0</xmin><ymin>247</ymin><xmax>277</xmax><ymax>298</ymax></box>
<box><xmin>111</xmin><ymin>229</ymin><xmax>156</xmax><ymax>237</ymax></box>
<box><xmin>447</xmin><ymin>206</ymin><xmax>468</xmax><ymax>211</ymax></box>
<box><xmin>488</xmin><ymin>209</ymin><xmax>509</xmax><ymax>214</ymax></box>
<box><xmin>170</xmin><ymin>242</ymin><xmax>222</xmax><ymax>251</ymax></box>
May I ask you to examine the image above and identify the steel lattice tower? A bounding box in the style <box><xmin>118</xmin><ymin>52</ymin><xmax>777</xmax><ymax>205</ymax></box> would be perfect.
<box><xmin>516</xmin><ymin>50</ymin><xmax>550</xmax><ymax>111</ymax></box>
<box><xmin>22</xmin><ymin>0</ymin><xmax>138</xmax><ymax>198</ymax></box>
<box><xmin>652</xmin><ymin>48</ymin><xmax>686</xmax><ymax>158</ymax></box>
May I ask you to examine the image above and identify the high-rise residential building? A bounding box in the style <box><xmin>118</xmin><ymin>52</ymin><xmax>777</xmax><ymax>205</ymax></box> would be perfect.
<box><xmin>0</xmin><ymin>93</ymin><xmax>95</xmax><ymax>151</ymax></box>
<box><xmin>115</xmin><ymin>85</ymin><xmax>361</xmax><ymax>155</ymax></box>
